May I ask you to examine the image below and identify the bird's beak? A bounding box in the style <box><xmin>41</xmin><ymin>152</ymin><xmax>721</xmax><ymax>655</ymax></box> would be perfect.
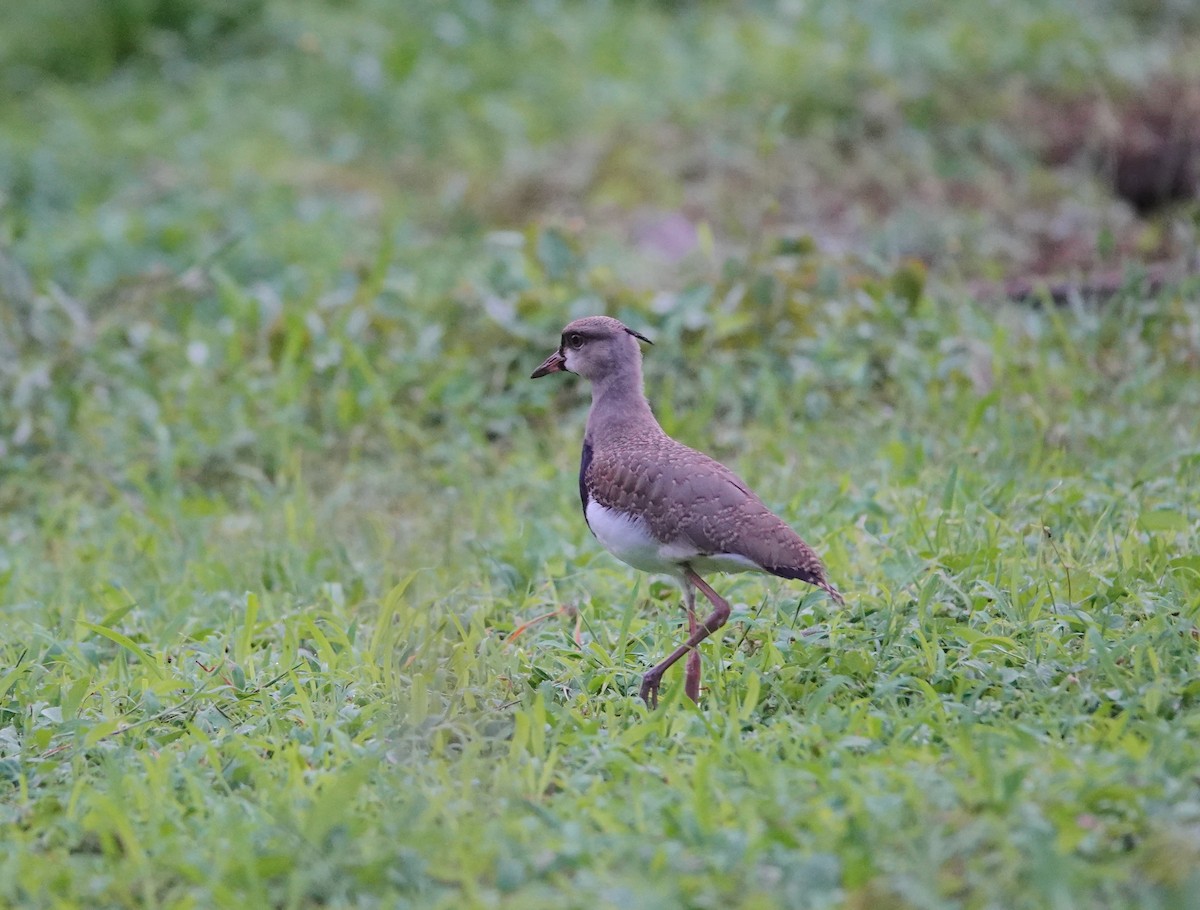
<box><xmin>531</xmin><ymin>349</ymin><xmax>566</xmax><ymax>379</ymax></box>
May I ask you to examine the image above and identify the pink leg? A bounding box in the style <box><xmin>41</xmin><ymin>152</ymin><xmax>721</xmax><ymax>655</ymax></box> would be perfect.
<box><xmin>640</xmin><ymin>569</ymin><xmax>730</xmax><ymax>709</ymax></box>
<box><xmin>683</xmin><ymin>581</ymin><xmax>701</xmax><ymax>703</ymax></box>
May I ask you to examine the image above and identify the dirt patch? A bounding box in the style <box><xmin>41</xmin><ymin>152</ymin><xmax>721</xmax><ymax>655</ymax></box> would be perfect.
<box><xmin>1028</xmin><ymin>77</ymin><xmax>1200</xmax><ymax>214</ymax></box>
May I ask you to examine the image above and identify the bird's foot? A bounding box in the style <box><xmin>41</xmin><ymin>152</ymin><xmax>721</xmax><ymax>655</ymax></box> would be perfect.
<box><xmin>639</xmin><ymin>671</ymin><xmax>663</xmax><ymax>709</ymax></box>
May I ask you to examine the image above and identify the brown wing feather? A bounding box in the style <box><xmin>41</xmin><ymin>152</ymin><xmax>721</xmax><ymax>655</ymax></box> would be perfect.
<box><xmin>586</xmin><ymin>433</ymin><xmax>840</xmax><ymax>600</ymax></box>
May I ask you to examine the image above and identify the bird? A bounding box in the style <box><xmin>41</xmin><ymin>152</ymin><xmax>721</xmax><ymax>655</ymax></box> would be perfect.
<box><xmin>531</xmin><ymin>315</ymin><xmax>843</xmax><ymax>708</ymax></box>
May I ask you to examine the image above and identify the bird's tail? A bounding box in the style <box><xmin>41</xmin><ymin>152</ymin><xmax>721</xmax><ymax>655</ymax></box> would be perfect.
<box><xmin>819</xmin><ymin>580</ymin><xmax>845</xmax><ymax>606</ymax></box>
<box><xmin>769</xmin><ymin>562</ymin><xmax>845</xmax><ymax>606</ymax></box>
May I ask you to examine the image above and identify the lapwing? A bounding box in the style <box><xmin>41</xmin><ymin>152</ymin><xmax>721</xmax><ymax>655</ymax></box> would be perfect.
<box><xmin>532</xmin><ymin>316</ymin><xmax>843</xmax><ymax>708</ymax></box>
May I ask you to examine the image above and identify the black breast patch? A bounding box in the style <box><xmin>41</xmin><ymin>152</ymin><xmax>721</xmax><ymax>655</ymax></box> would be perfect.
<box><xmin>579</xmin><ymin>438</ymin><xmax>594</xmax><ymax>528</ymax></box>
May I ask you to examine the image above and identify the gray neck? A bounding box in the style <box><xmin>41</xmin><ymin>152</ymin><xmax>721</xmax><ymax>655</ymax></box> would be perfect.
<box><xmin>585</xmin><ymin>365</ymin><xmax>659</xmax><ymax>441</ymax></box>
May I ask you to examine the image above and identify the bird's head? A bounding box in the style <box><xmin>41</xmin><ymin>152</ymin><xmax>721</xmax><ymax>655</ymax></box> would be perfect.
<box><xmin>530</xmin><ymin>316</ymin><xmax>653</xmax><ymax>383</ymax></box>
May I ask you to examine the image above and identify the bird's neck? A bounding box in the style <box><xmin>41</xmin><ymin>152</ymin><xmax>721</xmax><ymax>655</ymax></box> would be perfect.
<box><xmin>585</xmin><ymin>369</ymin><xmax>660</xmax><ymax>441</ymax></box>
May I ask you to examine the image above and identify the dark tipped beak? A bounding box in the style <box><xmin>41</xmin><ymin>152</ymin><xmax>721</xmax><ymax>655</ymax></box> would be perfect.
<box><xmin>531</xmin><ymin>350</ymin><xmax>566</xmax><ymax>379</ymax></box>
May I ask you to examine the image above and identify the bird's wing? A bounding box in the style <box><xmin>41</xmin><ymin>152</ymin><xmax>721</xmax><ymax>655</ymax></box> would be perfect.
<box><xmin>587</xmin><ymin>438</ymin><xmax>830</xmax><ymax>587</ymax></box>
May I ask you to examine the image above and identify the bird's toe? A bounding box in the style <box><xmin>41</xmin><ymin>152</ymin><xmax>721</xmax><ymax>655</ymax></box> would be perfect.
<box><xmin>639</xmin><ymin>672</ymin><xmax>661</xmax><ymax>709</ymax></box>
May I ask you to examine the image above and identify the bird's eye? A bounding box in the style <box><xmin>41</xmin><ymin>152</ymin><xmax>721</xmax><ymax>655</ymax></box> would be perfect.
<box><xmin>567</xmin><ymin>333</ymin><xmax>585</xmax><ymax>349</ymax></box>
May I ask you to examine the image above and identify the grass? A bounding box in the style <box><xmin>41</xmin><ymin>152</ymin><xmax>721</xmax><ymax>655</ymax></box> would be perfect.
<box><xmin>2</xmin><ymin>0</ymin><xmax>1200</xmax><ymax>907</ymax></box>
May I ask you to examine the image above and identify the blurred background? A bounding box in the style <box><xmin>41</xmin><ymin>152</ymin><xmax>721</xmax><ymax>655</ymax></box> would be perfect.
<box><xmin>2</xmin><ymin>0</ymin><xmax>1198</xmax><ymax>476</ymax></box>
<box><xmin>2</xmin><ymin>0</ymin><xmax>1199</xmax><ymax>583</ymax></box>
<box><xmin>2</xmin><ymin>0</ymin><xmax>1199</xmax><ymax>573</ymax></box>
<box><xmin>4</xmin><ymin>0</ymin><xmax>1199</xmax><ymax>275</ymax></box>
<box><xmin>2</xmin><ymin>0</ymin><xmax>1200</xmax><ymax>448</ymax></box>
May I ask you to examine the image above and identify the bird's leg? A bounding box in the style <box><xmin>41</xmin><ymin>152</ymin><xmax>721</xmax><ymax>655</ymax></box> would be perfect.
<box><xmin>640</xmin><ymin>568</ymin><xmax>730</xmax><ymax>709</ymax></box>
<box><xmin>683</xmin><ymin>579</ymin><xmax>701</xmax><ymax>703</ymax></box>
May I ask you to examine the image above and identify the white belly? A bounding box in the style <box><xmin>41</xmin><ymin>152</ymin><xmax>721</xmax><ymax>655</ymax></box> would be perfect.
<box><xmin>585</xmin><ymin>502</ymin><xmax>764</xmax><ymax>578</ymax></box>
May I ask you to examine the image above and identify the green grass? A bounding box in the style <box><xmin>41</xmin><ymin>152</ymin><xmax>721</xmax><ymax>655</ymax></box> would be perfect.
<box><xmin>3</xmin><ymin>0</ymin><xmax>1200</xmax><ymax>907</ymax></box>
